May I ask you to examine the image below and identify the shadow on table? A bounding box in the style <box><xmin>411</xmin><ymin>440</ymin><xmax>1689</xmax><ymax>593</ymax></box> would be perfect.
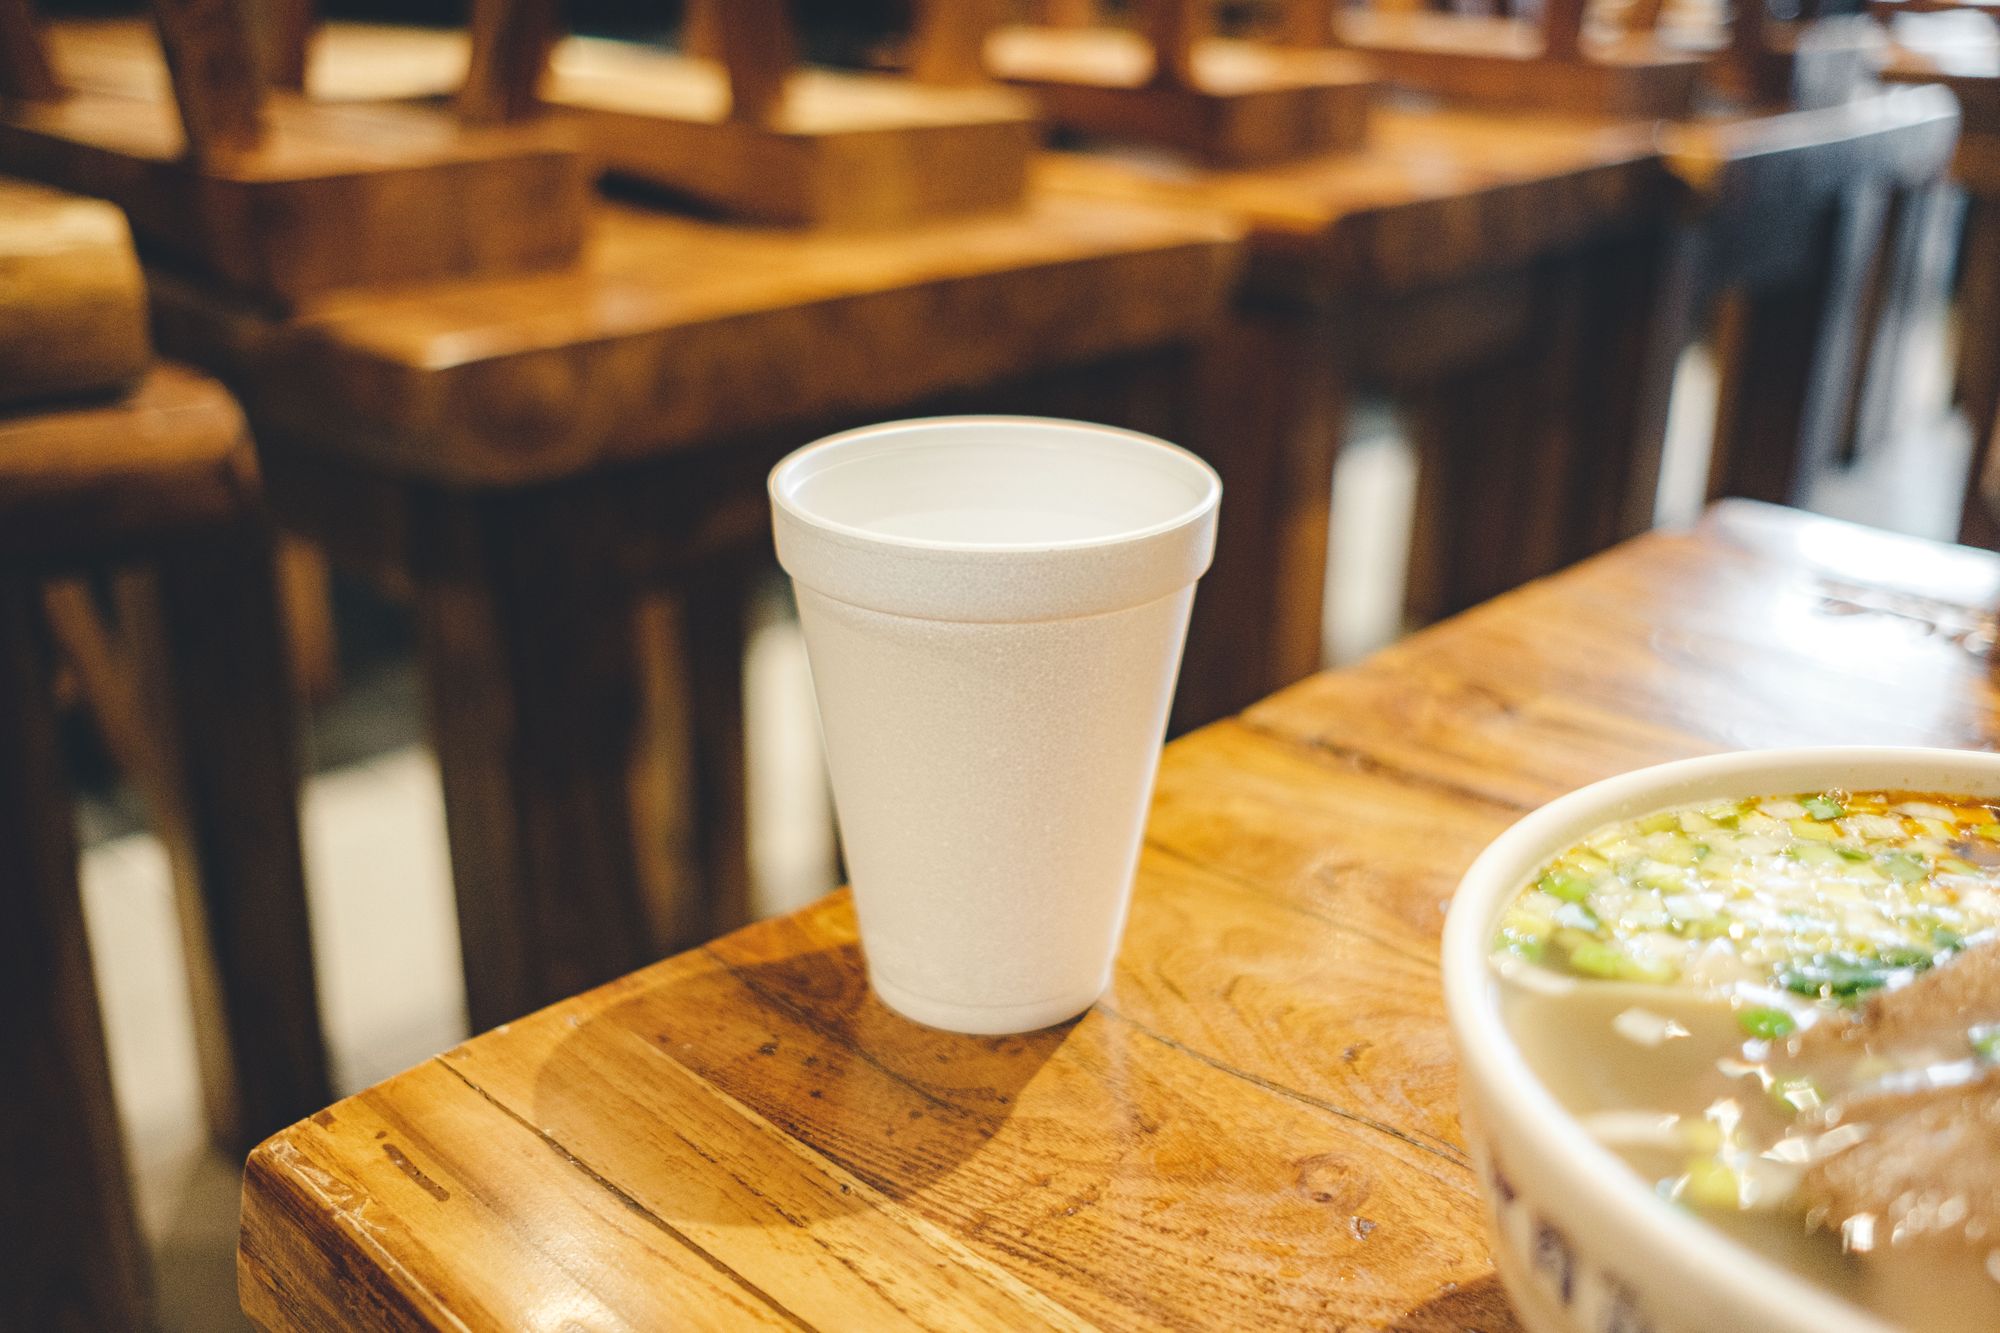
<box><xmin>529</xmin><ymin>929</ymin><xmax>1078</xmax><ymax>1226</ymax></box>
<box><xmin>1388</xmin><ymin>1272</ymin><xmax>1522</xmax><ymax>1332</ymax></box>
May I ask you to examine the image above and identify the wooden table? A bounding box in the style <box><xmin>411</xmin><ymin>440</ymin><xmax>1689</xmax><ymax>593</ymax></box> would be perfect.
<box><xmin>1036</xmin><ymin>105</ymin><xmax>1674</xmax><ymax>653</ymax></box>
<box><xmin>238</xmin><ymin>499</ymin><xmax>1997</xmax><ymax>1330</ymax></box>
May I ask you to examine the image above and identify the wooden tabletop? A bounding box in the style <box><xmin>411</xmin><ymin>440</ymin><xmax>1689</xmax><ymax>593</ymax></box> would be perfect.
<box><xmin>238</xmin><ymin>500</ymin><xmax>2000</xmax><ymax>1330</ymax></box>
<box><xmin>1034</xmin><ymin>105</ymin><xmax>1665</xmax><ymax>304</ymax></box>
<box><xmin>149</xmin><ymin>192</ymin><xmax>1238</xmax><ymax>486</ymax></box>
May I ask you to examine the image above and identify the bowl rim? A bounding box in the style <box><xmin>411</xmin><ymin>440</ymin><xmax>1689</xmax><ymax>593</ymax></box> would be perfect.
<box><xmin>1442</xmin><ymin>745</ymin><xmax>2000</xmax><ymax>1333</ymax></box>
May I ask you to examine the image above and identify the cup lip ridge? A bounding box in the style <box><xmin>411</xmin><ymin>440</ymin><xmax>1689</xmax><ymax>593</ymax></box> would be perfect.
<box><xmin>768</xmin><ymin>415</ymin><xmax>1222</xmax><ymax>557</ymax></box>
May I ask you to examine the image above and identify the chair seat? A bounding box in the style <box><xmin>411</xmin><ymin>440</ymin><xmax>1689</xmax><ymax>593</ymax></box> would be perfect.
<box><xmin>0</xmin><ymin>362</ymin><xmax>260</xmax><ymax>562</ymax></box>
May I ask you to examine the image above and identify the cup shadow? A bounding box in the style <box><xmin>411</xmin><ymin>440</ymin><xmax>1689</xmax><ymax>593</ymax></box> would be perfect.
<box><xmin>528</xmin><ymin>934</ymin><xmax>1076</xmax><ymax>1228</ymax></box>
<box><xmin>1387</xmin><ymin>1272</ymin><xmax>1523</xmax><ymax>1332</ymax></box>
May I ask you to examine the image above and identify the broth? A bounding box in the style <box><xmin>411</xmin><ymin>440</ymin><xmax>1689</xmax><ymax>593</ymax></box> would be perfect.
<box><xmin>1494</xmin><ymin>790</ymin><xmax>2000</xmax><ymax>1331</ymax></box>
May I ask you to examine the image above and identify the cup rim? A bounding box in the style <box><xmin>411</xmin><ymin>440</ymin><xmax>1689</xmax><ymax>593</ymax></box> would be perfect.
<box><xmin>767</xmin><ymin>415</ymin><xmax>1222</xmax><ymax>556</ymax></box>
<box><xmin>1443</xmin><ymin>745</ymin><xmax>2000</xmax><ymax>1333</ymax></box>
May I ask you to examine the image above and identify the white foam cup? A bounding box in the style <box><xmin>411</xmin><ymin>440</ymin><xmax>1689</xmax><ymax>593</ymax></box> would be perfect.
<box><xmin>769</xmin><ymin>416</ymin><xmax>1221</xmax><ymax>1034</ymax></box>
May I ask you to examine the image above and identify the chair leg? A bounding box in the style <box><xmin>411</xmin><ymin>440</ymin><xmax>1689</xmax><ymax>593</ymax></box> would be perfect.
<box><xmin>416</xmin><ymin>492</ymin><xmax>740</xmax><ymax>1032</ymax></box>
<box><xmin>119</xmin><ymin>524</ymin><xmax>332</xmax><ymax>1151</ymax></box>
<box><xmin>0</xmin><ymin>572</ymin><xmax>150</xmax><ymax>1332</ymax></box>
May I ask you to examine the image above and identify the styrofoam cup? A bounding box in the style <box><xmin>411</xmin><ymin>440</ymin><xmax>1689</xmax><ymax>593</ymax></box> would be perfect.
<box><xmin>770</xmin><ymin>416</ymin><xmax>1221</xmax><ymax>1034</ymax></box>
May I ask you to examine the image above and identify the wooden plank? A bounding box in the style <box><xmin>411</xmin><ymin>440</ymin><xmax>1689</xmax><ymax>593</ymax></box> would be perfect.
<box><xmin>0</xmin><ymin>572</ymin><xmax>150</xmax><ymax>1332</ymax></box>
<box><xmin>0</xmin><ymin>177</ymin><xmax>150</xmax><ymax>407</ymax></box>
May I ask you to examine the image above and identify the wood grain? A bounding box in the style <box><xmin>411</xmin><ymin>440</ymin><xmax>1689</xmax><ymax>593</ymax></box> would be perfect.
<box><xmin>0</xmin><ymin>176</ymin><xmax>150</xmax><ymax>408</ymax></box>
<box><xmin>243</xmin><ymin>502</ymin><xmax>1990</xmax><ymax>1330</ymax></box>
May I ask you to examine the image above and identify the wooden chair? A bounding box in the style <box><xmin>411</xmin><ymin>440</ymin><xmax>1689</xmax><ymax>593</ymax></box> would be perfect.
<box><xmin>0</xmin><ymin>0</ymin><xmax>588</xmax><ymax>306</ymax></box>
<box><xmin>1640</xmin><ymin>86</ymin><xmax>1963</xmax><ymax>510</ymax></box>
<box><xmin>0</xmin><ymin>177</ymin><xmax>328</xmax><ymax>1331</ymax></box>
<box><xmin>986</xmin><ymin>0</ymin><xmax>1378</xmax><ymax>164</ymax></box>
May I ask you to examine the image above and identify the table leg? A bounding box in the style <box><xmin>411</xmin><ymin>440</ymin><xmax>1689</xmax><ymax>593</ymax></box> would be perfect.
<box><xmin>684</xmin><ymin>570</ymin><xmax>752</xmax><ymax>936</ymax></box>
<box><xmin>1404</xmin><ymin>346</ymin><xmax>1537</xmax><ymax>626</ymax></box>
<box><xmin>417</xmin><ymin>494</ymin><xmax>748</xmax><ymax>1031</ymax></box>
<box><xmin>120</xmin><ymin>523</ymin><xmax>332</xmax><ymax>1150</ymax></box>
<box><xmin>1176</xmin><ymin>311</ymin><xmax>1344</xmax><ymax>730</ymax></box>
<box><xmin>0</xmin><ymin>573</ymin><xmax>150</xmax><ymax>1331</ymax></box>
<box><xmin>1957</xmin><ymin>190</ymin><xmax>2000</xmax><ymax>548</ymax></box>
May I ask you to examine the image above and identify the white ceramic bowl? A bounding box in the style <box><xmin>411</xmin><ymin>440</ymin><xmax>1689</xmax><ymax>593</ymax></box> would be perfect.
<box><xmin>1442</xmin><ymin>746</ymin><xmax>2000</xmax><ymax>1333</ymax></box>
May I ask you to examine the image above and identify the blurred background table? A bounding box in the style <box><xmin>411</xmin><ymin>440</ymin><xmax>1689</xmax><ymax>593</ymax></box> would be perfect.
<box><xmin>239</xmin><ymin>498</ymin><xmax>2000</xmax><ymax>1331</ymax></box>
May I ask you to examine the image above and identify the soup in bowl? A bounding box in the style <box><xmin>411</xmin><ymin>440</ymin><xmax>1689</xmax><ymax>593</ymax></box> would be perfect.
<box><xmin>1443</xmin><ymin>748</ymin><xmax>2000</xmax><ymax>1333</ymax></box>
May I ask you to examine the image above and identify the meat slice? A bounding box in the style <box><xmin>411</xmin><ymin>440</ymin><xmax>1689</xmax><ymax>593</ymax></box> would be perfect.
<box><xmin>1794</xmin><ymin>936</ymin><xmax>2000</xmax><ymax>1064</ymax></box>
<box><xmin>1802</xmin><ymin>1069</ymin><xmax>2000</xmax><ymax>1248</ymax></box>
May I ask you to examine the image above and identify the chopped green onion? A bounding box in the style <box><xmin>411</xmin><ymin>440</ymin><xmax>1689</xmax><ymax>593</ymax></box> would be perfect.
<box><xmin>1637</xmin><ymin>811</ymin><xmax>1681</xmax><ymax>835</ymax></box>
<box><xmin>1880</xmin><ymin>851</ymin><xmax>1927</xmax><ymax>883</ymax></box>
<box><xmin>1804</xmin><ymin>795</ymin><xmax>1846</xmax><ymax>822</ymax></box>
<box><xmin>1737</xmin><ymin>1006</ymin><xmax>1797</xmax><ymax>1041</ymax></box>
<box><xmin>1972</xmin><ymin>1024</ymin><xmax>2000</xmax><ymax>1062</ymax></box>
<box><xmin>1780</xmin><ymin>953</ymin><xmax>1895</xmax><ymax>1000</ymax></box>
<box><xmin>1567</xmin><ymin>941</ymin><xmax>1675</xmax><ymax>983</ymax></box>
<box><xmin>1537</xmin><ymin>870</ymin><xmax>1595</xmax><ymax>903</ymax></box>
